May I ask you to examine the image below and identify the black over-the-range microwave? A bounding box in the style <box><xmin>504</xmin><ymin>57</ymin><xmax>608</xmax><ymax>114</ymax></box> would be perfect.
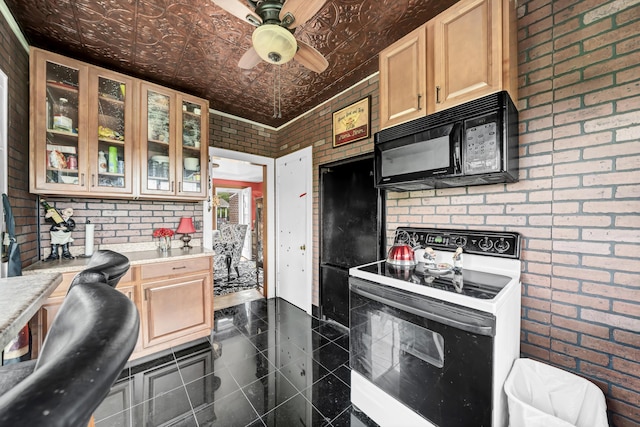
<box><xmin>374</xmin><ymin>91</ymin><xmax>519</xmax><ymax>191</ymax></box>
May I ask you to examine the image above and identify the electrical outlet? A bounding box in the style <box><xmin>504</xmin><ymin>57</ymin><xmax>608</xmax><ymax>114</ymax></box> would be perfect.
<box><xmin>194</xmin><ymin>220</ymin><xmax>202</xmax><ymax>230</ymax></box>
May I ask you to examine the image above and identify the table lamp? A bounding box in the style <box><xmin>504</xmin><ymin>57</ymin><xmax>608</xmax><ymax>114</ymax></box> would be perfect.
<box><xmin>176</xmin><ymin>217</ymin><xmax>196</xmax><ymax>249</ymax></box>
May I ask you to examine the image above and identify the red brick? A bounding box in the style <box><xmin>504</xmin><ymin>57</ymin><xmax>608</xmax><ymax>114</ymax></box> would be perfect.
<box><xmin>551</xmin><ymin>315</ymin><xmax>610</xmax><ymax>339</ymax></box>
<box><xmin>553</xmin><ymin>290</ymin><xmax>611</xmax><ymax>311</ymax></box>
<box><xmin>550</xmin><ymin>352</ymin><xmax>577</xmax><ymax>369</ymax></box>
<box><xmin>614</xmin><ymin>330</ymin><xmax>640</xmax><ymax>348</ymax></box>
<box><xmin>550</xmin><ymin>326</ymin><xmax>578</xmax><ymax>343</ymax></box>
<box><xmin>551</xmin><ymin>277</ymin><xmax>580</xmax><ymax>292</ymax></box>
<box><xmin>551</xmin><ymin>302</ymin><xmax>579</xmax><ymax>318</ymax></box>
<box><xmin>521</xmin><ymin>343</ymin><xmax>550</xmax><ymax>361</ymax></box>
<box><xmin>551</xmin><ymin>340</ymin><xmax>610</xmax><ymax>365</ymax></box>
<box><xmin>553</xmin><ymin>18</ymin><xmax>612</xmax><ymax>50</ymax></box>
<box><xmin>581</xmin><ymin>362</ymin><xmax>640</xmax><ymax>392</ymax></box>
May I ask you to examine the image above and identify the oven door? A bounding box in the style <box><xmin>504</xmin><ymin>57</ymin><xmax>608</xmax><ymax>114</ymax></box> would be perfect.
<box><xmin>349</xmin><ymin>277</ymin><xmax>496</xmax><ymax>427</ymax></box>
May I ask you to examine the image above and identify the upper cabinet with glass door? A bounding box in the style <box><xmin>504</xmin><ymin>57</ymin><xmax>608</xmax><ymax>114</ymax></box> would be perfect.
<box><xmin>88</xmin><ymin>69</ymin><xmax>134</xmax><ymax>195</ymax></box>
<box><xmin>140</xmin><ymin>83</ymin><xmax>208</xmax><ymax>200</ymax></box>
<box><xmin>30</xmin><ymin>50</ymin><xmax>89</xmax><ymax>194</ymax></box>
<box><xmin>30</xmin><ymin>48</ymin><xmax>134</xmax><ymax>197</ymax></box>
<box><xmin>30</xmin><ymin>48</ymin><xmax>208</xmax><ymax>200</ymax></box>
<box><xmin>140</xmin><ymin>83</ymin><xmax>176</xmax><ymax>197</ymax></box>
<box><xmin>178</xmin><ymin>95</ymin><xmax>208</xmax><ymax>199</ymax></box>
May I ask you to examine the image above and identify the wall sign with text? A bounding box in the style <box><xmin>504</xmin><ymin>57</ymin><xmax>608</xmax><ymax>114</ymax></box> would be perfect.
<box><xmin>332</xmin><ymin>96</ymin><xmax>371</xmax><ymax>148</ymax></box>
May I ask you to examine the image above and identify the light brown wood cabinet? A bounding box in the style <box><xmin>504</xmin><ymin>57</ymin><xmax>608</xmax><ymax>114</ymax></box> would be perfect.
<box><xmin>379</xmin><ymin>26</ymin><xmax>427</xmax><ymax>129</ymax></box>
<box><xmin>29</xmin><ymin>48</ymin><xmax>209</xmax><ymax>201</ymax></box>
<box><xmin>139</xmin><ymin>83</ymin><xmax>209</xmax><ymax>200</ymax></box>
<box><xmin>428</xmin><ymin>0</ymin><xmax>517</xmax><ymax>111</ymax></box>
<box><xmin>32</xmin><ymin>255</ymin><xmax>213</xmax><ymax>361</ymax></box>
<box><xmin>379</xmin><ymin>0</ymin><xmax>517</xmax><ymax>129</ymax></box>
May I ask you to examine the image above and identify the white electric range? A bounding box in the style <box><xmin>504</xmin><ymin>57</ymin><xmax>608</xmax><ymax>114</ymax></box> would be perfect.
<box><xmin>349</xmin><ymin>227</ymin><xmax>522</xmax><ymax>427</ymax></box>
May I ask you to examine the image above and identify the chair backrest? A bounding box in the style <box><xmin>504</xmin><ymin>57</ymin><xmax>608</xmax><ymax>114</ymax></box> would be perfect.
<box><xmin>213</xmin><ymin>224</ymin><xmax>248</xmax><ymax>265</ymax></box>
<box><xmin>69</xmin><ymin>249</ymin><xmax>130</xmax><ymax>289</ymax></box>
<box><xmin>0</xmin><ymin>279</ymin><xmax>139</xmax><ymax>426</ymax></box>
<box><xmin>225</xmin><ymin>224</ymin><xmax>248</xmax><ymax>265</ymax></box>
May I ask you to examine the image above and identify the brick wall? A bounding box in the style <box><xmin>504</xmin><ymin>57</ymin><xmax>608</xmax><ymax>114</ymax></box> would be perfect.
<box><xmin>385</xmin><ymin>0</ymin><xmax>639</xmax><ymax>425</ymax></box>
<box><xmin>209</xmin><ymin>113</ymin><xmax>278</xmax><ymax>157</ymax></box>
<box><xmin>0</xmin><ymin>14</ymin><xmax>38</xmax><ymax>266</ymax></box>
<box><xmin>277</xmin><ymin>1</ymin><xmax>640</xmax><ymax>424</ymax></box>
<box><xmin>37</xmin><ymin>197</ymin><xmax>203</xmax><ymax>258</ymax></box>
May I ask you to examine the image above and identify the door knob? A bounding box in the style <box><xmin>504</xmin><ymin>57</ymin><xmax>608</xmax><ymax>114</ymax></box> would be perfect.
<box><xmin>300</xmin><ymin>244</ymin><xmax>306</xmax><ymax>251</ymax></box>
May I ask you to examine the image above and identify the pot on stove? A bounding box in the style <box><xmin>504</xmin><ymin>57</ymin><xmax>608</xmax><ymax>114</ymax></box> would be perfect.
<box><xmin>386</xmin><ymin>243</ymin><xmax>416</xmax><ymax>267</ymax></box>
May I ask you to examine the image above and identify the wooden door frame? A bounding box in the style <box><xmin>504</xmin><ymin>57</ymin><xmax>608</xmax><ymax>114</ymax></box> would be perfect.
<box><xmin>204</xmin><ymin>148</ymin><xmax>275</xmax><ymax>299</ymax></box>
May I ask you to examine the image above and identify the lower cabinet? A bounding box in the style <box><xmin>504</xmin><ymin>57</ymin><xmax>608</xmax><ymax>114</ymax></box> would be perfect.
<box><xmin>93</xmin><ymin>343</ymin><xmax>215</xmax><ymax>426</ymax></box>
<box><xmin>32</xmin><ymin>255</ymin><xmax>213</xmax><ymax>361</ymax></box>
<box><xmin>141</xmin><ymin>273</ymin><xmax>212</xmax><ymax>348</ymax></box>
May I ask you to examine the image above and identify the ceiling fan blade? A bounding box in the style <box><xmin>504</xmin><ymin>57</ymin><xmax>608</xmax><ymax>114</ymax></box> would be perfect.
<box><xmin>280</xmin><ymin>0</ymin><xmax>327</xmax><ymax>29</ymax></box>
<box><xmin>294</xmin><ymin>40</ymin><xmax>328</xmax><ymax>73</ymax></box>
<box><xmin>238</xmin><ymin>47</ymin><xmax>262</xmax><ymax>69</ymax></box>
<box><xmin>211</xmin><ymin>0</ymin><xmax>261</xmax><ymax>26</ymax></box>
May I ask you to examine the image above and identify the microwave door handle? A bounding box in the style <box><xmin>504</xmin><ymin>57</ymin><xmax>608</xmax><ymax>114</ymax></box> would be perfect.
<box><xmin>452</xmin><ymin>123</ymin><xmax>462</xmax><ymax>174</ymax></box>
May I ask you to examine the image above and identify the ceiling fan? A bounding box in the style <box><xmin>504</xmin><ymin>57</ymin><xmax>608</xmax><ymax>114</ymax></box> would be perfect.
<box><xmin>212</xmin><ymin>0</ymin><xmax>329</xmax><ymax>73</ymax></box>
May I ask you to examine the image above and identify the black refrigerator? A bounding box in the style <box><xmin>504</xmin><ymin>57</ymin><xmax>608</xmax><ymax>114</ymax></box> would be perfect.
<box><xmin>320</xmin><ymin>154</ymin><xmax>385</xmax><ymax>327</ymax></box>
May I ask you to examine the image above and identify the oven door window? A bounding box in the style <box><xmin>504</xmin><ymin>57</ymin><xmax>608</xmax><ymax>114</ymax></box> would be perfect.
<box><xmin>350</xmin><ymin>281</ymin><xmax>494</xmax><ymax>427</ymax></box>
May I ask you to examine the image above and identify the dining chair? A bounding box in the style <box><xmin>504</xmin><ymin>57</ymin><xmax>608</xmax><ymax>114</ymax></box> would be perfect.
<box><xmin>0</xmin><ymin>250</ymin><xmax>139</xmax><ymax>426</ymax></box>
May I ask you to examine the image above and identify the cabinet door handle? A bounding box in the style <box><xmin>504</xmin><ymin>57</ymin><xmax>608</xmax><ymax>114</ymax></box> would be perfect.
<box><xmin>173</xmin><ymin>266</ymin><xmax>187</xmax><ymax>270</ymax></box>
<box><xmin>90</xmin><ymin>174</ymin><xmax>94</xmax><ymax>187</ymax></box>
<box><xmin>81</xmin><ymin>174</ymin><xmax>85</xmax><ymax>186</ymax></box>
<box><xmin>417</xmin><ymin>94</ymin><xmax>422</xmax><ymax>110</ymax></box>
<box><xmin>179</xmin><ymin>181</ymin><xmax>182</xmax><ymax>192</ymax></box>
<box><xmin>171</xmin><ymin>181</ymin><xmax>175</xmax><ymax>192</ymax></box>
<box><xmin>436</xmin><ymin>86</ymin><xmax>441</xmax><ymax>104</ymax></box>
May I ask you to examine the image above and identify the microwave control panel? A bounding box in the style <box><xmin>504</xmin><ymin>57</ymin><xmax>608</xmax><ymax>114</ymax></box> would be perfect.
<box><xmin>464</xmin><ymin>114</ymin><xmax>501</xmax><ymax>174</ymax></box>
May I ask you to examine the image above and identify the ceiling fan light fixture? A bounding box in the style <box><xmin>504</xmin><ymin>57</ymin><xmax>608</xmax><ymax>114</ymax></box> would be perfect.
<box><xmin>252</xmin><ymin>24</ymin><xmax>297</xmax><ymax>65</ymax></box>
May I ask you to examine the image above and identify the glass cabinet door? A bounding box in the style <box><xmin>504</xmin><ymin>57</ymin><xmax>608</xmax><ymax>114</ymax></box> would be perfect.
<box><xmin>43</xmin><ymin>60</ymin><xmax>86</xmax><ymax>190</ymax></box>
<box><xmin>141</xmin><ymin>84</ymin><xmax>174</xmax><ymax>195</ymax></box>
<box><xmin>90</xmin><ymin>71</ymin><xmax>133</xmax><ymax>194</ymax></box>
<box><xmin>179</xmin><ymin>98</ymin><xmax>205</xmax><ymax>196</ymax></box>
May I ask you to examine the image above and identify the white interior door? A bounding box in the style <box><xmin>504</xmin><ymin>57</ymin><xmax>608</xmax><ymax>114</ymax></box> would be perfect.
<box><xmin>0</xmin><ymin>70</ymin><xmax>8</xmax><ymax>278</ymax></box>
<box><xmin>276</xmin><ymin>146</ymin><xmax>312</xmax><ymax>314</ymax></box>
<box><xmin>239</xmin><ymin>186</ymin><xmax>252</xmax><ymax>259</ymax></box>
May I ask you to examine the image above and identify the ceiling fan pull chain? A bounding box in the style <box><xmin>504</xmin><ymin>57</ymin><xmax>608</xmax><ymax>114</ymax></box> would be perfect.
<box><xmin>273</xmin><ymin>65</ymin><xmax>277</xmax><ymax>118</ymax></box>
<box><xmin>277</xmin><ymin>65</ymin><xmax>282</xmax><ymax>119</ymax></box>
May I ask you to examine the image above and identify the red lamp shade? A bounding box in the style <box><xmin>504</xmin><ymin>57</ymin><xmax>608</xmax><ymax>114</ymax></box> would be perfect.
<box><xmin>176</xmin><ymin>217</ymin><xmax>196</xmax><ymax>234</ymax></box>
<box><xmin>176</xmin><ymin>217</ymin><xmax>196</xmax><ymax>249</ymax></box>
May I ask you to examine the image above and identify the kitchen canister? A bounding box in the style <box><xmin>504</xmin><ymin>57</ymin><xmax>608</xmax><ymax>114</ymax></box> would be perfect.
<box><xmin>108</xmin><ymin>146</ymin><xmax>118</xmax><ymax>173</ymax></box>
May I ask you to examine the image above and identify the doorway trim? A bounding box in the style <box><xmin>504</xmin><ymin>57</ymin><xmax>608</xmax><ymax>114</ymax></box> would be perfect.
<box><xmin>204</xmin><ymin>148</ymin><xmax>276</xmax><ymax>299</ymax></box>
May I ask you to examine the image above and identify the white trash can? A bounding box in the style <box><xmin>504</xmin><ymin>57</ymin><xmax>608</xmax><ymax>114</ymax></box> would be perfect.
<box><xmin>504</xmin><ymin>358</ymin><xmax>609</xmax><ymax>427</ymax></box>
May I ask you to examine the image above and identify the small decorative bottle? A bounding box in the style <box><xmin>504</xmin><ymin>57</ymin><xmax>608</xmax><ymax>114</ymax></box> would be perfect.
<box><xmin>40</xmin><ymin>199</ymin><xmax>66</xmax><ymax>225</ymax></box>
<box><xmin>98</xmin><ymin>151</ymin><xmax>108</xmax><ymax>173</ymax></box>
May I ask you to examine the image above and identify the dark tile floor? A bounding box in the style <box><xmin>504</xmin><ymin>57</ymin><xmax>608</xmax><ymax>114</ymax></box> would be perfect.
<box><xmin>94</xmin><ymin>298</ymin><xmax>379</xmax><ymax>427</ymax></box>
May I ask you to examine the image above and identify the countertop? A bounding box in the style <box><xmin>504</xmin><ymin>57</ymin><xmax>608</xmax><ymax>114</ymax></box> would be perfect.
<box><xmin>23</xmin><ymin>247</ymin><xmax>214</xmax><ymax>275</ymax></box>
<box><xmin>0</xmin><ymin>273</ymin><xmax>62</xmax><ymax>350</ymax></box>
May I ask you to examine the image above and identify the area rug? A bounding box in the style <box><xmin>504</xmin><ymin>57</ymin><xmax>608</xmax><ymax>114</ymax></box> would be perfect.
<box><xmin>214</xmin><ymin>259</ymin><xmax>263</xmax><ymax>296</ymax></box>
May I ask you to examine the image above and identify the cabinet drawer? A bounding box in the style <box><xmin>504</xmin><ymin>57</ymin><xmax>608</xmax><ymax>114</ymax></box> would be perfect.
<box><xmin>140</xmin><ymin>257</ymin><xmax>210</xmax><ymax>280</ymax></box>
<box><xmin>51</xmin><ymin>268</ymin><xmax>134</xmax><ymax>296</ymax></box>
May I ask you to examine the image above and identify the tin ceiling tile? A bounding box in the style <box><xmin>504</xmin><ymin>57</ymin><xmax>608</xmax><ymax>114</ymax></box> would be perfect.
<box><xmin>6</xmin><ymin>0</ymin><xmax>461</xmax><ymax>127</ymax></box>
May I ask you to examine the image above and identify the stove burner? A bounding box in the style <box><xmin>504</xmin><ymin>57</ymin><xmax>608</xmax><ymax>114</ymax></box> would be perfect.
<box><xmin>361</xmin><ymin>262</ymin><xmax>511</xmax><ymax>300</ymax></box>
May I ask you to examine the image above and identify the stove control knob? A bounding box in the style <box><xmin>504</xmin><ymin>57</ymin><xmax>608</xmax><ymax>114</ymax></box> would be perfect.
<box><xmin>478</xmin><ymin>236</ymin><xmax>493</xmax><ymax>251</ymax></box>
<box><xmin>495</xmin><ymin>238</ymin><xmax>510</xmax><ymax>253</ymax></box>
<box><xmin>453</xmin><ymin>236</ymin><xmax>467</xmax><ymax>247</ymax></box>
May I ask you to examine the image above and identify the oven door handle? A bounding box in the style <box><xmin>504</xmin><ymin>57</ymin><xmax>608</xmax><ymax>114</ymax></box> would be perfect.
<box><xmin>350</xmin><ymin>279</ymin><xmax>495</xmax><ymax>336</ymax></box>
